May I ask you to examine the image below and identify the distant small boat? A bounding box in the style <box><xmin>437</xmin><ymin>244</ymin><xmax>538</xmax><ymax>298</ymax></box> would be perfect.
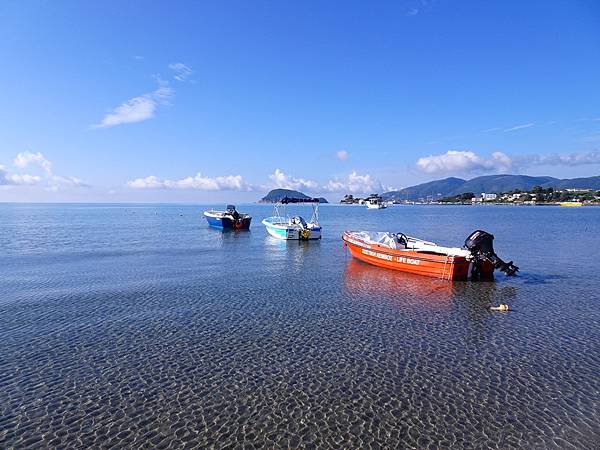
<box><xmin>559</xmin><ymin>201</ymin><xmax>583</xmax><ymax>207</ymax></box>
<box><xmin>342</xmin><ymin>229</ymin><xmax>518</xmax><ymax>280</ymax></box>
<box><xmin>262</xmin><ymin>197</ymin><xmax>322</xmax><ymax>240</ymax></box>
<box><xmin>364</xmin><ymin>194</ymin><xmax>387</xmax><ymax>209</ymax></box>
<box><xmin>366</xmin><ymin>199</ymin><xmax>387</xmax><ymax>209</ymax></box>
<box><xmin>203</xmin><ymin>205</ymin><xmax>251</xmax><ymax>230</ymax></box>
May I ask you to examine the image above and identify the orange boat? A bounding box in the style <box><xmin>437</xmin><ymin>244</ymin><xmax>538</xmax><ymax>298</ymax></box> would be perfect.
<box><xmin>342</xmin><ymin>230</ymin><xmax>518</xmax><ymax>281</ymax></box>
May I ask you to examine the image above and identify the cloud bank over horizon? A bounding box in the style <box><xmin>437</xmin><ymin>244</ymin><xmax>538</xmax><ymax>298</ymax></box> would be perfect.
<box><xmin>127</xmin><ymin>173</ymin><xmax>249</xmax><ymax>191</ymax></box>
<box><xmin>267</xmin><ymin>169</ymin><xmax>319</xmax><ymax>191</ymax></box>
<box><xmin>322</xmin><ymin>171</ymin><xmax>395</xmax><ymax>194</ymax></box>
<box><xmin>416</xmin><ymin>150</ymin><xmax>600</xmax><ymax>176</ymax></box>
<box><xmin>417</xmin><ymin>151</ymin><xmax>514</xmax><ymax>175</ymax></box>
<box><xmin>4</xmin><ymin>148</ymin><xmax>600</xmax><ymax>200</ymax></box>
<box><xmin>125</xmin><ymin>168</ymin><xmax>392</xmax><ymax>196</ymax></box>
<box><xmin>1</xmin><ymin>152</ymin><xmax>87</xmax><ymax>190</ymax></box>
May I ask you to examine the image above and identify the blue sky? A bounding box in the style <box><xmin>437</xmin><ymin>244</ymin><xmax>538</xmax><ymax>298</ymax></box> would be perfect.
<box><xmin>1</xmin><ymin>0</ymin><xmax>599</xmax><ymax>202</ymax></box>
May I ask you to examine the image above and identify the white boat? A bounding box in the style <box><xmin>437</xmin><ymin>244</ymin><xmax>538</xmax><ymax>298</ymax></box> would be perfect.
<box><xmin>366</xmin><ymin>199</ymin><xmax>387</xmax><ymax>209</ymax></box>
<box><xmin>262</xmin><ymin>197</ymin><xmax>322</xmax><ymax>240</ymax></box>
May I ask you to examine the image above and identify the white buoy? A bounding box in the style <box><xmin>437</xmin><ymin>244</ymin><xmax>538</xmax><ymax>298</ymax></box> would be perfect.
<box><xmin>490</xmin><ymin>304</ymin><xmax>510</xmax><ymax>311</ymax></box>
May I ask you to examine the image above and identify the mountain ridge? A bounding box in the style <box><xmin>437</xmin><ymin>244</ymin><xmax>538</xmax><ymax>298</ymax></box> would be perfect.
<box><xmin>383</xmin><ymin>174</ymin><xmax>600</xmax><ymax>201</ymax></box>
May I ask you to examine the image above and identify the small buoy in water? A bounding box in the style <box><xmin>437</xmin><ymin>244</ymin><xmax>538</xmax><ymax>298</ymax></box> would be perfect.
<box><xmin>490</xmin><ymin>304</ymin><xmax>509</xmax><ymax>311</ymax></box>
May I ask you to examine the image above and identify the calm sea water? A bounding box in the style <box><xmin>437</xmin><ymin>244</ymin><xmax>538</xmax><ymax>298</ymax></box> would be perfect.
<box><xmin>1</xmin><ymin>203</ymin><xmax>599</xmax><ymax>449</ymax></box>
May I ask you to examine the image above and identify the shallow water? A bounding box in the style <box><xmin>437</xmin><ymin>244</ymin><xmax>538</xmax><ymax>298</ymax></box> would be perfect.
<box><xmin>1</xmin><ymin>203</ymin><xmax>599</xmax><ymax>449</ymax></box>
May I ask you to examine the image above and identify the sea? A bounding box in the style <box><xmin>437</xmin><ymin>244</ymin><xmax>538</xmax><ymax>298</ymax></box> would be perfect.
<box><xmin>1</xmin><ymin>203</ymin><xmax>599</xmax><ymax>449</ymax></box>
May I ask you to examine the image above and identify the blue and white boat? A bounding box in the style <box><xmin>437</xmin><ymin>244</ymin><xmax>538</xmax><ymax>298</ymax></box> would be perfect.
<box><xmin>262</xmin><ymin>197</ymin><xmax>322</xmax><ymax>240</ymax></box>
<box><xmin>203</xmin><ymin>205</ymin><xmax>252</xmax><ymax>230</ymax></box>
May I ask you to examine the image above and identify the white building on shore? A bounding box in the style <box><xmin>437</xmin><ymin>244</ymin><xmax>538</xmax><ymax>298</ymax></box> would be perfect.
<box><xmin>481</xmin><ymin>193</ymin><xmax>497</xmax><ymax>201</ymax></box>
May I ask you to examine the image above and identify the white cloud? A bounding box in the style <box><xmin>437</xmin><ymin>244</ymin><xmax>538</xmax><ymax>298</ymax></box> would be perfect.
<box><xmin>346</xmin><ymin>171</ymin><xmax>378</xmax><ymax>193</ymax></box>
<box><xmin>1</xmin><ymin>153</ymin><xmax>87</xmax><ymax>189</ymax></box>
<box><xmin>127</xmin><ymin>173</ymin><xmax>250</xmax><ymax>191</ymax></box>
<box><xmin>335</xmin><ymin>150</ymin><xmax>349</xmax><ymax>161</ymax></box>
<box><xmin>10</xmin><ymin>174</ymin><xmax>43</xmax><ymax>185</ymax></box>
<box><xmin>14</xmin><ymin>151</ymin><xmax>52</xmax><ymax>173</ymax></box>
<box><xmin>127</xmin><ymin>175</ymin><xmax>164</xmax><ymax>189</ymax></box>
<box><xmin>93</xmin><ymin>84</ymin><xmax>173</xmax><ymax>129</ymax></box>
<box><xmin>417</xmin><ymin>150</ymin><xmax>514</xmax><ymax>175</ymax></box>
<box><xmin>504</xmin><ymin>122</ymin><xmax>535</xmax><ymax>132</ymax></box>
<box><xmin>170</xmin><ymin>174</ymin><xmax>247</xmax><ymax>190</ymax></box>
<box><xmin>268</xmin><ymin>169</ymin><xmax>318</xmax><ymax>191</ymax></box>
<box><xmin>168</xmin><ymin>63</ymin><xmax>193</xmax><ymax>81</ymax></box>
<box><xmin>128</xmin><ymin>168</ymin><xmax>396</xmax><ymax>196</ymax></box>
<box><xmin>323</xmin><ymin>171</ymin><xmax>385</xmax><ymax>194</ymax></box>
<box><xmin>416</xmin><ymin>149</ymin><xmax>600</xmax><ymax>176</ymax></box>
<box><xmin>0</xmin><ymin>166</ymin><xmax>11</xmax><ymax>185</ymax></box>
<box><xmin>522</xmin><ymin>151</ymin><xmax>600</xmax><ymax>167</ymax></box>
<box><xmin>0</xmin><ymin>165</ymin><xmax>42</xmax><ymax>186</ymax></box>
<box><xmin>50</xmin><ymin>175</ymin><xmax>87</xmax><ymax>188</ymax></box>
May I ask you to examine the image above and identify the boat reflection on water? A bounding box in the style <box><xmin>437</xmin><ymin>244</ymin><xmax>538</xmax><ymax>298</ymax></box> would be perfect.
<box><xmin>203</xmin><ymin>224</ymin><xmax>252</xmax><ymax>250</ymax></box>
<box><xmin>344</xmin><ymin>258</ymin><xmax>521</xmax><ymax>326</ymax></box>
<box><xmin>206</xmin><ymin>226</ymin><xmax>251</xmax><ymax>238</ymax></box>
<box><xmin>262</xmin><ymin>234</ymin><xmax>321</xmax><ymax>275</ymax></box>
<box><xmin>343</xmin><ymin>259</ymin><xmax>454</xmax><ymax>311</ymax></box>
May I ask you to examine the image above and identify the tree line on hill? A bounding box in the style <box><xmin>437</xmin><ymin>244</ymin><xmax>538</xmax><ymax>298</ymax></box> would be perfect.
<box><xmin>439</xmin><ymin>186</ymin><xmax>600</xmax><ymax>204</ymax></box>
<box><xmin>383</xmin><ymin>174</ymin><xmax>600</xmax><ymax>202</ymax></box>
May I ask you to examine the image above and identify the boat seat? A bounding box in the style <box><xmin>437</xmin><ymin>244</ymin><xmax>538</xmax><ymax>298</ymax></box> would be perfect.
<box><xmin>352</xmin><ymin>231</ymin><xmax>399</xmax><ymax>249</ymax></box>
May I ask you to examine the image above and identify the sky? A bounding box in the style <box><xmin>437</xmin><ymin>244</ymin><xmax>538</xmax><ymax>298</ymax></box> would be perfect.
<box><xmin>1</xmin><ymin>0</ymin><xmax>599</xmax><ymax>203</ymax></box>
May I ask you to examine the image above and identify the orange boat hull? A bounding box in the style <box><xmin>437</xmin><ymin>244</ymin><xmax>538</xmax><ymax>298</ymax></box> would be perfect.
<box><xmin>342</xmin><ymin>232</ymin><xmax>494</xmax><ymax>281</ymax></box>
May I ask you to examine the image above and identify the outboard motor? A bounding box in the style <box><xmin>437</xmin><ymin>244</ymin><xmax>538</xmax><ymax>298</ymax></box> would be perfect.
<box><xmin>464</xmin><ymin>230</ymin><xmax>519</xmax><ymax>277</ymax></box>
<box><xmin>227</xmin><ymin>205</ymin><xmax>242</xmax><ymax>226</ymax></box>
<box><xmin>291</xmin><ymin>216</ymin><xmax>308</xmax><ymax>229</ymax></box>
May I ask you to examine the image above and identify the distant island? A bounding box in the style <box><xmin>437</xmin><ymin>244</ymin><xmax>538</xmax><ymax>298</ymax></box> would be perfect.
<box><xmin>260</xmin><ymin>188</ymin><xmax>328</xmax><ymax>203</ymax></box>
<box><xmin>382</xmin><ymin>174</ymin><xmax>600</xmax><ymax>202</ymax></box>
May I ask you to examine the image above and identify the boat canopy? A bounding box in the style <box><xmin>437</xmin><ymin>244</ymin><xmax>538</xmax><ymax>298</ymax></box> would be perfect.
<box><xmin>267</xmin><ymin>196</ymin><xmax>321</xmax><ymax>228</ymax></box>
<box><xmin>281</xmin><ymin>196</ymin><xmax>320</xmax><ymax>204</ymax></box>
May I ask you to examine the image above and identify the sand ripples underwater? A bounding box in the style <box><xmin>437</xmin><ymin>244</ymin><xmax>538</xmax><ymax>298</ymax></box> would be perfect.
<box><xmin>1</xmin><ymin>204</ymin><xmax>599</xmax><ymax>449</ymax></box>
